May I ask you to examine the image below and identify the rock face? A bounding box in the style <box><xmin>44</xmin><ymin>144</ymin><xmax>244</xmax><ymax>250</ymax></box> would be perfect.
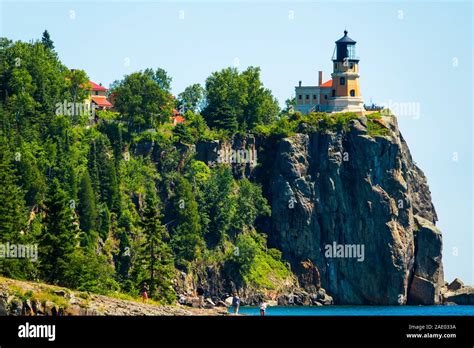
<box><xmin>407</xmin><ymin>216</ymin><xmax>444</xmax><ymax>304</ymax></box>
<box><xmin>263</xmin><ymin>115</ymin><xmax>443</xmax><ymax>304</ymax></box>
<box><xmin>196</xmin><ymin>134</ymin><xmax>258</xmax><ymax>179</ymax></box>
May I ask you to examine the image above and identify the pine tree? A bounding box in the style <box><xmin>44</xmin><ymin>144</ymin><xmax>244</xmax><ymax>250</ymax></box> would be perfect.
<box><xmin>95</xmin><ymin>136</ymin><xmax>120</xmax><ymax>211</ymax></box>
<box><xmin>0</xmin><ymin>141</ymin><xmax>26</xmax><ymax>239</ymax></box>
<box><xmin>87</xmin><ymin>141</ymin><xmax>101</xmax><ymax>200</ymax></box>
<box><xmin>213</xmin><ymin>103</ymin><xmax>238</xmax><ymax>133</ymax></box>
<box><xmin>41</xmin><ymin>30</ymin><xmax>54</xmax><ymax>50</ymax></box>
<box><xmin>170</xmin><ymin>176</ymin><xmax>204</xmax><ymax>269</ymax></box>
<box><xmin>39</xmin><ymin>179</ymin><xmax>77</xmax><ymax>283</ymax></box>
<box><xmin>136</xmin><ymin>184</ymin><xmax>175</xmax><ymax>303</ymax></box>
<box><xmin>97</xmin><ymin>204</ymin><xmax>111</xmax><ymax>241</ymax></box>
<box><xmin>202</xmin><ymin>165</ymin><xmax>235</xmax><ymax>247</ymax></box>
<box><xmin>78</xmin><ymin>171</ymin><xmax>98</xmax><ymax>246</ymax></box>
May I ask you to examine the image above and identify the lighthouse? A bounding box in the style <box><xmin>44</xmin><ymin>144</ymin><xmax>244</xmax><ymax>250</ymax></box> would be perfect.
<box><xmin>294</xmin><ymin>30</ymin><xmax>365</xmax><ymax>115</ymax></box>
<box><xmin>327</xmin><ymin>30</ymin><xmax>365</xmax><ymax>113</ymax></box>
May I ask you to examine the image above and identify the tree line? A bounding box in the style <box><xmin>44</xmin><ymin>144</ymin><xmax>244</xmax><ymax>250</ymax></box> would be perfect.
<box><xmin>0</xmin><ymin>31</ymin><xmax>292</xmax><ymax>302</ymax></box>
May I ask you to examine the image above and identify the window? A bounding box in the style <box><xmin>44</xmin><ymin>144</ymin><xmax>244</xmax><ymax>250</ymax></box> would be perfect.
<box><xmin>347</xmin><ymin>45</ymin><xmax>356</xmax><ymax>59</ymax></box>
<box><xmin>313</xmin><ymin>95</ymin><xmax>317</xmax><ymax>100</ymax></box>
<box><xmin>298</xmin><ymin>94</ymin><xmax>302</xmax><ymax>100</ymax></box>
<box><xmin>350</xmin><ymin>89</ymin><xmax>355</xmax><ymax>97</ymax></box>
<box><xmin>95</xmin><ymin>91</ymin><xmax>99</xmax><ymax>96</ymax></box>
<box><xmin>334</xmin><ymin>62</ymin><xmax>337</xmax><ymax>70</ymax></box>
<box><xmin>324</xmin><ymin>95</ymin><xmax>328</xmax><ymax>100</ymax></box>
<box><xmin>349</xmin><ymin>63</ymin><xmax>354</xmax><ymax>69</ymax></box>
<box><xmin>340</xmin><ymin>77</ymin><xmax>346</xmax><ymax>85</ymax></box>
<box><xmin>306</xmin><ymin>95</ymin><xmax>309</xmax><ymax>100</ymax></box>
<box><xmin>332</xmin><ymin>90</ymin><xmax>336</xmax><ymax>97</ymax></box>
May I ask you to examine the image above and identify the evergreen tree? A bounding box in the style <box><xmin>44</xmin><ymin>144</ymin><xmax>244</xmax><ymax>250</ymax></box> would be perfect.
<box><xmin>97</xmin><ymin>204</ymin><xmax>111</xmax><ymax>241</ymax></box>
<box><xmin>41</xmin><ymin>30</ymin><xmax>54</xmax><ymax>50</ymax></box>
<box><xmin>136</xmin><ymin>184</ymin><xmax>175</xmax><ymax>303</ymax></box>
<box><xmin>172</xmin><ymin>122</ymin><xmax>195</xmax><ymax>144</ymax></box>
<box><xmin>78</xmin><ymin>171</ymin><xmax>98</xmax><ymax>245</ymax></box>
<box><xmin>0</xmin><ymin>142</ymin><xmax>26</xmax><ymax>239</ymax></box>
<box><xmin>39</xmin><ymin>179</ymin><xmax>77</xmax><ymax>283</ymax></box>
<box><xmin>213</xmin><ymin>103</ymin><xmax>238</xmax><ymax>133</ymax></box>
<box><xmin>93</xmin><ymin>136</ymin><xmax>120</xmax><ymax>211</ymax></box>
<box><xmin>169</xmin><ymin>176</ymin><xmax>204</xmax><ymax>269</ymax></box>
<box><xmin>202</xmin><ymin>165</ymin><xmax>235</xmax><ymax>246</ymax></box>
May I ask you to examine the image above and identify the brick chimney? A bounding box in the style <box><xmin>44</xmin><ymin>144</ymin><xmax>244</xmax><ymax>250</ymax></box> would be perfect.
<box><xmin>318</xmin><ymin>71</ymin><xmax>323</xmax><ymax>86</ymax></box>
<box><xmin>298</xmin><ymin>80</ymin><xmax>302</xmax><ymax>87</ymax></box>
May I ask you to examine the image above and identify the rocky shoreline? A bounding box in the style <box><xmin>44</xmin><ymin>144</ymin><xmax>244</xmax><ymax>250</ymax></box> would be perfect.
<box><xmin>1</xmin><ymin>276</ymin><xmax>472</xmax><ymax>317</ymax></box>
<box><xmin>0</xmin><ymin>277</ymin><xmax>226</xmax><ymax>316</ymax></box>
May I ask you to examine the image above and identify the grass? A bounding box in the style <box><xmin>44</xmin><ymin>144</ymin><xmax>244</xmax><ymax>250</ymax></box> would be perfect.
<box><xmin>254</xmin><ymin>112</ymin><xmax>366</xmax><ymax>138</ymax></box>
<box><xmin>366</xmin><ymin>112</ymin><xmax>390</xmax><ymax>137</ymax></box>
<box><xmin>5</xmin><ymin>283</ymin><xmax>70</xmax><ymax>308</ymax></box>
<box><xmin>243</xmin><ymin>250</ymin><xmax>293</xmax><ymax>290</ymax></box>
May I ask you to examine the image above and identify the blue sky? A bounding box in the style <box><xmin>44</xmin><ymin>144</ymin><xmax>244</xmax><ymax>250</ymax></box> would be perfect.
<box><xmin>1</xmin><ymin>0</ymin><xmax>472</xmax><ymax>284</ymax></box>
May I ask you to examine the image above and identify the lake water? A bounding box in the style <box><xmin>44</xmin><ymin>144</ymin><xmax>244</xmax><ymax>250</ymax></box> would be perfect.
<box><xmin>230</xmin><ymin>305</ymin><xmax>474</xmax><ymax>316</ymax></box>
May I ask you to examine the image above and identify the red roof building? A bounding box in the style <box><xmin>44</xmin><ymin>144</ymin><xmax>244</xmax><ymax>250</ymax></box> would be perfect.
<box><xmin>320</xmin><ymin>79</ymin><xmax>333</xmax><ymax>88</ymax></box>
<box><xmin>172</xmin><ymin>109</ymin><xmax>185</xmax><ymax>125</ymax></box>
<box><xmin>91</xmin><ymin>96</ymin><xmax>113</xmax><ymax>108</ymax></box>
<box><xmin>85</xmin><ymin>80</ymin><xmax>113</xmax><ymax>110</ymax></box>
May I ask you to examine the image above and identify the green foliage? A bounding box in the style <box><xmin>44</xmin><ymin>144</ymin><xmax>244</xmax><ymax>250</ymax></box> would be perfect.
<box><xmin>77</xmin><ymin>171</ymin><xmax>97</xmax><ymax>244</ymax></box>
<box><xmin>201</xmin><ymin>166</ymin><xmax>235</xmax><ymax>246</ymax></box>
<box><xmin>232</xmin><ymin>179</ymin><xmax>271</xmax><ymax>233</ymax></box>
<box><xmin>0</xmin><ymin>140</ymin><xmax>27</xmax><ymax>238</ymax></box>
<box><xmin>178</xmin><ymin>83</ymin><xmax>205</xmax><ymax>113</ymax></box>
<box><xmin>63</xmin><ymin>249</ymin><xmax>119</xmax><ymax>294</ymax></box>
<box><xmin>41</xmin><ymin>30</ymin><xmax>54</xmax><ymax>50</ymax></box>
<box><xmin>172</xmin><ymin>122</ymin><xmax>195</xmax><ymax>145</ymax></box>
<box><xmin>254</xmin><ymin>116</ymin><xmax>298</xmax><ymax>138</ymax></box>
<box><xmin>0</xmin><ymin>33</ymin><xmax>316</xmax><ymax>302</ymax></box>
<box><xmin>169</xmin><ymin>176</ymin><xmax>204</xmax><ymax>269</ymax></box>
<box><xmin>367</xmin><ymin>120</ymin><xmax>390</xmax><ymax>137</ymax></box>
<box><xmin>132</xmin><ymin>184</ymin><xmax>175</xmax><ymax>303</ymax></box>
<box><xmin>39</xmin><ymin>179</ymin><xmax>77</xmax><ymax>283</ymax></box>
<box><xmin>255</xmin><ymin>112</ymin><xmax>361</xmax><ymax>138</ymax></box>
<box><xmin>202</xmin><ymin>66</ymin><xmax>280</xmax><ymax>132</ymax></box>
<box><xmin>110</xmin><ymin>68</ymin><xmax>174</xmax><ymax>131</ymax></box>
<box><xmin>187</xmin><ymin>160</ymin><xmax>211</xmax><ymax>184</ymax></box>
<box><xmin>228</xmin><ymin>231</ymin><xmax>292</xmax><ymax>290</ymax></box>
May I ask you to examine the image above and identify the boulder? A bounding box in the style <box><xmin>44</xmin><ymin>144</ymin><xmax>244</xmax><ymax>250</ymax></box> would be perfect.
<box><xmin>53</xmin><ymin>290</ymin><xmax>67</xmax><ymax>297</ymax></box>
<box><xmin>0</xmin><ymin>297</ymin><xmax>7</xmax><ymax>316</ymax></box>
<box><xmin>21</xmin><ymin>300</ymin><xmax>33</xmax><ymax>316</ymax></box>
<box><xmin>408</xmin><ymin>275</ymin><xmax>440</xmax><ymax>305</ymax></box>
<box><xmin>447</xmin><ymin>278</ymin><xmax>464</xmax><ymax>292</ymax></box>
<box><xmin>297</xmin><ymin>259</ymin><xmax>321</xmax><ymax>292</ymax></box>
<box><xmin>407</xmin><ymin>216</ymin><xmax>444</xmax><ymax>305</ymax></box>
<box><xmin>9</xmin><ymin>299</ymin><xmax>22</xmax><ymax>316</ymax></box>
<box><xmin>216</xmin><ymin>300</ymin><xmax>227</xmax><ymax>307</ymax></box>
<box><xmin>204</xmin><ymin>298</ymin><xmax>215</xmax><ymax>308</ymax></box>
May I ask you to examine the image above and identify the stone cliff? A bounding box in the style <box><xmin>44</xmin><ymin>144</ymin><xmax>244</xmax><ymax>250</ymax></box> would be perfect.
<box><xmin>265</xmin><ymin>114</ymin><xmax>443</xmax><ymax>305</ymax></box>
<box><xmin>197</xmin><ymin>113</ymin><xmax>446</xmax><ymax>305</ymax></box>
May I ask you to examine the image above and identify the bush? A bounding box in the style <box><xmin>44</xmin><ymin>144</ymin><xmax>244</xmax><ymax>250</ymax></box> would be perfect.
<box><xmin>228</xmin><ymin>231</ymin><xmax>292</xmax><ymax>290</ymax></box>
<box><xmin>63</xmin><ymin>250</ymin><xmax>120</xmax><ymax>294</ymax></box>
<box><xmin>367</xmin><ymin>122</ymin><xmax>389</xmax><ymax>137</ymax></box>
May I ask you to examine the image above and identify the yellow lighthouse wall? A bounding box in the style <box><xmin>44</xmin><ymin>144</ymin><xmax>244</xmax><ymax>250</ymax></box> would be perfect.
<box><xmin>332</xmin><ymin>61</ymin><xmax>361</xmax><ymax>97</ymax></box>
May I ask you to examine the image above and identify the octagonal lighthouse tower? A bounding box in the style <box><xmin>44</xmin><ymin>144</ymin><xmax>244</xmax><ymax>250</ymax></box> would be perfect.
<box><xmin>327</xmin><ymin>30</ymin><xmax>365</xmax><ymax>113</ymax></box>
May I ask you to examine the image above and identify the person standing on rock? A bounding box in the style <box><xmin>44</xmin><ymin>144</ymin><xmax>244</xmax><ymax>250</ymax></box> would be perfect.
<box><xmin>232</xmin><ymin>292</ymin><xmax>240</xmax><ymax>315</ymax></box>
<box><xmin>141</xmin><ymin>282</ymin><xmax>149</xmax><ymax>303</ymax></box>
<box><xmin>259</xmin><ymin>300</ymin><xmax>267</xmax><ymax>316</ymax></box>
